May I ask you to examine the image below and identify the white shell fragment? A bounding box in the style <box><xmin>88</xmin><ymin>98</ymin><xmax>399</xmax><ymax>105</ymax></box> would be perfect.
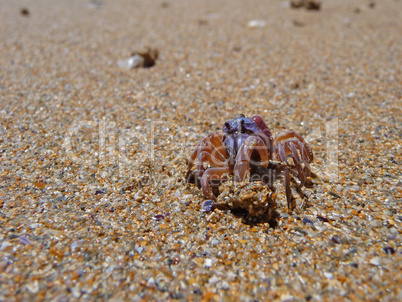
<box><xmin>247</xmin><ymin>20</ymin><xmax>266</xmax><ymax>28</ymax></box>
<box><xmin>118</xmin><ymin>54</ymin><xmax>144</xmax><ymax>70</ymax></box>
<box><xmin>118</xmin><ymin>48</ymin><xmax>159</xmax><ymax>69</ymax></box>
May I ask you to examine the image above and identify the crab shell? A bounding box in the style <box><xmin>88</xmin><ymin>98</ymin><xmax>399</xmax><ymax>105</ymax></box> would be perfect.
<box><xmin>222</xmin><ymin>114</ymin><xmax>273</xmax><ymax>165</ymax></box>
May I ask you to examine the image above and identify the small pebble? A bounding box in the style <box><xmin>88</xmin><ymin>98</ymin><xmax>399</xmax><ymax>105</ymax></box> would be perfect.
<box><xmin>152</xmin><ymin>214</ymin><xmax>165</xmax><ymax>221</ymax></box>
<box><xmin>20</xmin><ymin>8</ymin><xmax>30</xmax><ymax>16</ymax></box>
<box><xmin>302</xmin><ymin>217</ymin><xmax>314</xmax><ymax>225</ymax></box>
<box><xmin>201</xmin><ymin>200</ymin><xmax>214</xmax><ymax>212</ymax></box>
<box><xmin>324</xmin><ymin>272</ymin><xmax>333</xmax><ymax>279</ymax></box>
<box><xmin>211</xmin><ymin>239</ymin><xmax>220</xmax><ymax>245</ymax></box>
<box><xmin>118</xmin><ymin>48</ymin><xmax>158</xmax><ymax>69</ymax></box>
<box><xmin>247</xmin><ymin>20</ymin><xmax>266</xmax><ymax>28</ymax></box>
<box><xmin>383</xmin><ymin>247</ymin><xmax>395</xmax><ymax>255</ymax></box>
<box><xmin>118</xmin><ymin>55</ymin><xmax>143</xmax><ymax>70</ymax></box>
<box><xmin>294</xmin><ymin>227</ymin><xmax>307</xmax><ymax>235</ymax></box>
<box><xmin>317</xmin><ymin>215</ymin><xmax>329</xmax><ymax>222</ymax></box>
<box><xmin>18</xmin><ymin>236</ymin><xmax>32</xmax><ymax>245</ymax></box>
<box><xmin>335</xmin><ymin>185</ymin><xmax>343</xmax><ymax>192</ymax></box>
<box><xmin>204</xmin><ymin>259</ymin><xmax>212</xmax><ymax>268</ymax></box>
<box><xmin>331</xmin><ymin>236</ymin><xmax>342</xmax><ymax>244</ymax></box>
<box><xmin>290</xmin><ymin>0</ymin><xmax>321</xmax><ymax>10</ymax></box>
<box><xmin>369</xmin><ymin>257</ymin><xmax>382</xmax><ymax>266</ymax></box>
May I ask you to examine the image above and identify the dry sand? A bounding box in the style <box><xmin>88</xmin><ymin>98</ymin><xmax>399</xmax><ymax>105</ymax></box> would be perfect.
<box><xmin>0</xmin><ymin>0</ymin><xmax>401</xmax><ymax>300</ymax></box>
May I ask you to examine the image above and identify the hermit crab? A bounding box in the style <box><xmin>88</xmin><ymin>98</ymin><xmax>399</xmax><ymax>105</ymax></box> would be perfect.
<box><xmin>186</xmin><ymin>114</ymin><xmax>314</xmax><ymax>208</ymax></box>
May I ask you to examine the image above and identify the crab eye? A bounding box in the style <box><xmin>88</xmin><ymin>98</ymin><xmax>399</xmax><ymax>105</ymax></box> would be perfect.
<box><xmin>240</xmin><ymin>119</ymin><xmax>246</xmax><ymax>133</ymax></box>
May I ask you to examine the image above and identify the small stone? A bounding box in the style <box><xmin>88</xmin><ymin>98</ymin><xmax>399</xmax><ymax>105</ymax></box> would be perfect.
<box><xmin>293</xmin><ymin>235</ymin><xmax>303</xmax><ymax>243</ymax></box>
<box><xmin>152</xmin><ymin>214</ymin><xmax>165</xmax><ymax>221</ymax></box>
<box><xmin>293</xmin><ymin>20</ymin><xmax>305</xmax><ymax>27</ymax></box>
<box><xmin>369</xmin><ymin>257</ymin><xmax>382</xmax><ymax>266</ymax></box>
<box><xmin>201</xmin><ymin>200</ymin><xmax>214</xmax><ymax>212</ymax></box>
<box><xmin>71</xmin><ymin>286</ymin><xmax>81</xmax><ymax>298</ymax></box>
<box><xmin>118</xmin><ymin>48</ymin><xmax>158</xmax><ymax>69</ymax></box>
<box><xmin>70</xmin><ymin>241</ymin><xmax>81</xmax><ymax>250</ymax></box>
<box><xmin>315</xmin><ymin>224</ymin><xmax>328</xmax><ymax>233</ymax></box>
<box><xmin>290</xmin><ymin>0</ymin><xmax>321</xmax><ymax>11</ymax></box>
<box><xmin>211</xmin><ymin>239</ymin><xmax>220</xmax><ymax>246</ymax></box>
<box><xmin>317</xmin><ymin>215</ymin><xmax>329</xmax><ymax>223</ymax></box>
<box><xmin>26</xmin><ymin>280</ymin><xmax>39</xmax><ymax>294</ymax></box>
<box><xmin>302</xmin><ymin>217</ymin><xmax>314</xmax><ymax>225</ymax></box>
<box><xmin>221</xmin><ymin>281</ymin><xmax>230</xmax><ymax>290</ymax></box>
<box><xmin>208</xmin><ymin>275</ymin><xmax>219</xmax><ymax>284</ymax></box>
<box><xmin>118</xmin><ymin>55</ymin><xmax>142</xmax><ymax>69</ymax></box>
<box><xmin>350</xmin><ymin>185</ymin><xmax>360</xmax><ymax>192</ymax></box>
<box><xmin>294</xmin><ymin>227</ymin><xmax>307</xmax><ymax>236</ymax></box>
<box><xmin>18</xmin><ymin>236</ymin><xmax>32</xmax><ymax>245</ymax></box>
<box><xmin>331</xmin><ymin>236</ymin><xmax>342</xmax><ymax>244</ymax></box>
<box><xmin>247</xmin><ymin>20</ymin><xmax>266</xmax><ymax>28</ymax></box>
<box><xmin>1</xmin><ymin>241</ymin><xmax>12</xmax><ymax>251</ymax></box>
<box><xmin>20</xmin><ymin>8</ymin><xmax>30</xmax><ymax>16</ymax></box>
<box><xmin>324</xmin><ymin>272</ymin><xmax>333</xmax><ymax>279</ymax></box>
<box><xmin>383</xmin><ymin>247</ymin><xmax>395</xmax><ymax>255</ymax></box>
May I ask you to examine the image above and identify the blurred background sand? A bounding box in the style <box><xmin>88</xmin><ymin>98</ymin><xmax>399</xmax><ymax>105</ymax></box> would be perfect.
<box><xmin>0</xmin><ymin>0</ymin><xmax>401</xmax><ymax>300</ymax></box>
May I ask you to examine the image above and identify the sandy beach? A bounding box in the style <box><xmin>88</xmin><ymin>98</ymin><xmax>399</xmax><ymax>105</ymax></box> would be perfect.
<box><xmin>0</xmin><ymin>0</ymin><xmax>401</xmax><ymax>300</ymax></box>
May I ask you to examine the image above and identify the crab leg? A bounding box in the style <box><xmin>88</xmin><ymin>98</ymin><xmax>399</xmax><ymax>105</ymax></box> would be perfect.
<box><xmin>277</xmin><ymin>142</ymin><xmax>292</xmax><ymax>208</ymax></box>
<box><xmin>186</xmin><ymin>133</ymin><xmax>227</xmax><ymax>176</ymax></box>
<box><xmin>276</xmin><ymin>141</ymin><xmax>288</xmax><ymax>164</ymax></box>
<box><xmin>276</xmin><ymin>131</ymin><xmax>313</xmax><ymax>162</ymax></box>
<box><xmin>202</xmin><ymin>133</ymin><xmax>227</xmax><ymax>162</ymax></box>
<box><xmin>186</xmin><ymin>141</ymin><xmax>209</xmax><ymax>182</ymax></box>
<box><xmin>208</xmin><ymin>133</ymin><xmax>226</xmax><ymax>155</ymax></box>
<box><xmin>199</xmin><ymin>151</ymin><xmax>226</xmax><ymax>168</ymax></box>
<box><xmin>295</xmin><ymin>140</ymin><xmax>312</xmax><ymax>176</ymax></box>
<box><xmin>288</xmin><ymin>141</ymin><xmax>305</xmax><ymax>186</ymax></box>
<box><xmin>201</xmin><ymin>167</ymin><xmax>230</xmax><ymax>200</ymax></box>
<box><xmin>284</xmin><ymin>166</ymin><xmax>292</xmax><ymax>208</ymax></box>
<box><xmin>187</xmin><ymin>147</ymin><xmax>200</xmax><ymax>173</ymax></box>
<box><xmin>187</xmin><ymin>138</ymin><xmax>207</xmax><ymax>174</ymax></box>
<box><xmin>234</xmin><ymin>136</ymin><xmax>269</xmax><ymax>182</ymax></box>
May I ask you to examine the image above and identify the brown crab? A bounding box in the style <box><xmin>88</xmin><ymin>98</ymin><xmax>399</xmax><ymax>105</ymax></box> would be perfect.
<box><xmin>186</xmin><ymin>114</ymin><xmax>314</xmax><ymax>208</ymax></box>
